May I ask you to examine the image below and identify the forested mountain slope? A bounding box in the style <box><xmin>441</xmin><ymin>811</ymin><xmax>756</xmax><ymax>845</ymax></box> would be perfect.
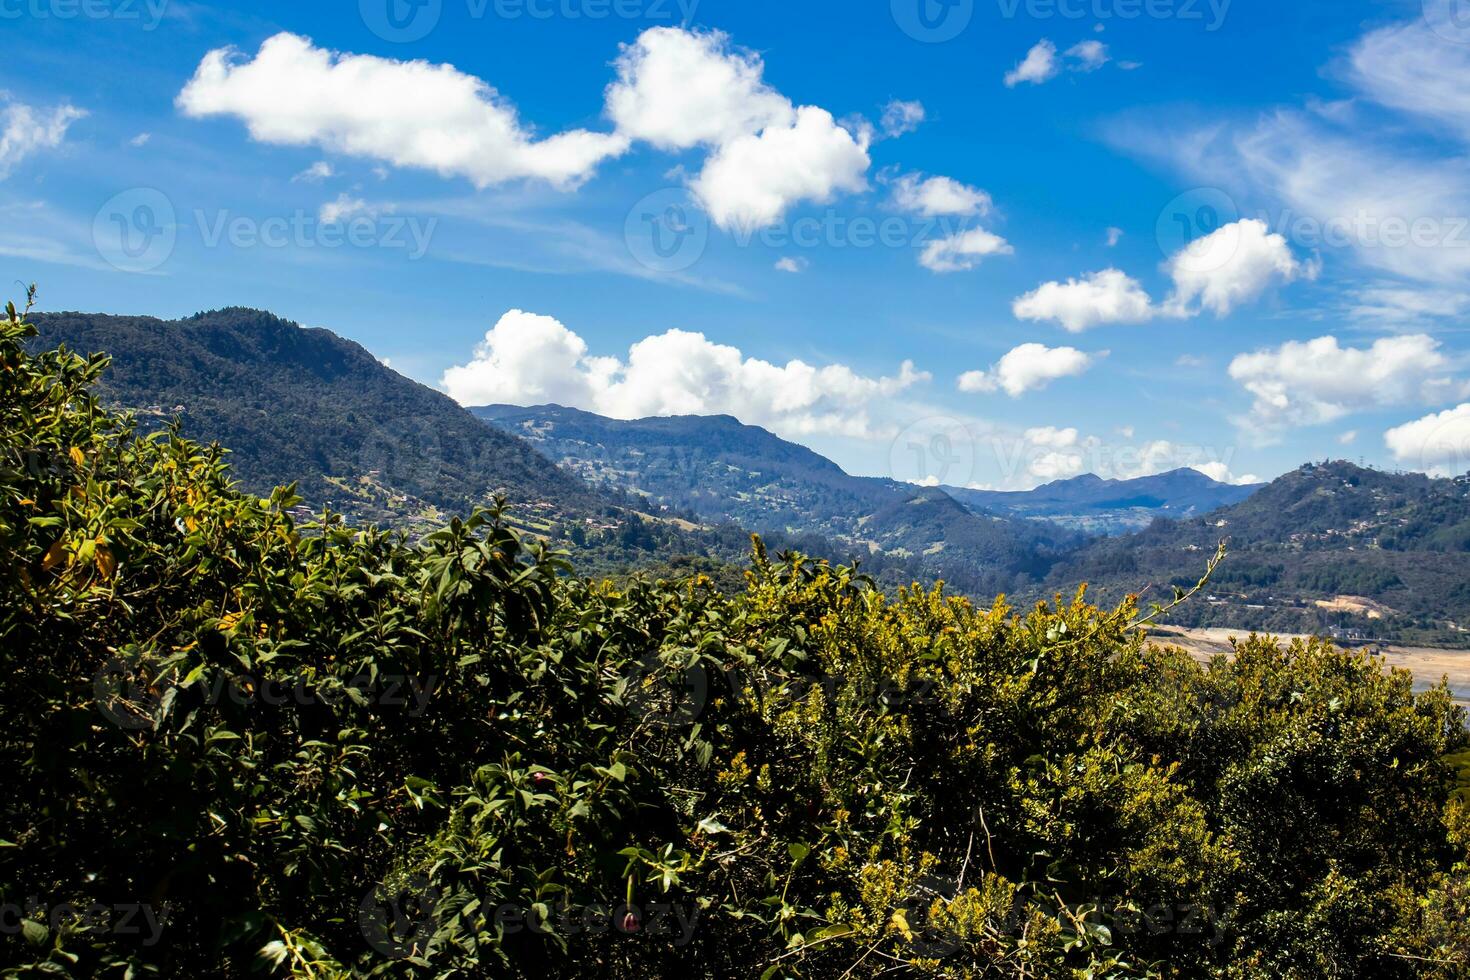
<box><xmin>1043</xmin><ymin>461</ymin><xmax>1470</xmax><ymax>646</ymax></box>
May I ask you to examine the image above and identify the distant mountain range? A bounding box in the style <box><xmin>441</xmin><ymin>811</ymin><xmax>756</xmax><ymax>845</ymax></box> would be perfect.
<box><xmin>474</xmin><ymin>403</ymin><xmax>1082</xmax><ymax>595</ymax></box>
<box><xmin>944</xmin><ymin>469</ymin><xmax>1264</xmax><ymax>535</ymax></box>
<box><xmin>29</xmin><ymin>310</ymin><xmax>1470</xmax><ymax>646</ymax></box>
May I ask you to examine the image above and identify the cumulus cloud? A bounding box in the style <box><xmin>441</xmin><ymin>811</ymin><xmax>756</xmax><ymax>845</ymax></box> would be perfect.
<box><xmin>1105</xmin><ymin>226</ymin><xmax>1123</xmax><ymax>247</ymax></box>
<box><xmin>879</xmin><ymin>99</ymin><xmax>926</xmax><ymax>138</ymax></box>
<box><xmin>774</xmin><ymin>256</ymin><xmax>808</xmax><ymax>273</ymax></box>
<box><xmin>1165</xmin><ymin>218</ymin><xmax>1314</xmax><ymax>317</ymax></box>
<box><xmin>1229</xmin><ymin>333</ymin><xmax>1461</xmax><ymax>431</ymax></box>
<box><xmin>1013</xmin><ymin>268</ymin><xmax>1155</xmax><ymax>332</ymax></box>
<box><xmin>690</xmin><ymin>105</ymin><xmax>870</xmax><ymax>230</ymax></box>
<box><xmin>177</xmin><ymin>32</ymin><xmax>629</xmax><ymax>189</ymax></box>
<box><xmin>892</xmin><ymin>173</ymin><xmax>992</xmax><ymax>217</ymax></box>
<box><xmin>180</xmin><ymin>27</ymin><xmax>883</xmax><ymax>233</ymax></box>
<box><xmin>919</xmin><ymin>227</ymin><xmax>1014</xmax><ymax>273</ymax></box>
<box><xmin>1005</xmin><ymin>40</ymin><xmax>1059</xmax><ymax>87</ymax></box>
<box><xmin>1385</xmin><ymin>403</ymin><xmax>1470</xmax><ymax>475</ymax></box>
<box><xmin>441</xmin><ymin>310</ymin><xmax>930</xmax><ymax>439</ymax></box>
<box><xmin>1014</xmin><ymin>219</ymin><xmax>1310</xmax><ymax>329</ymax></box>
<box><xmin>605</xmin><ymin>27</ymin><xmax>792</xmax><ymax>150</ymax></box>
<box><xmin>607</xmin><ymin>27</ymin><xmax>872</xmax><ymax>230</ymax></box>
<box><xmin>0</xmin><ymin>97</ymin><xmax>86</xmax><ymax>179</ymax></box>
<box><xmin>958</xmin><ymin>343</ymin><xmax>1101</xmax><ymax>397</ymax></box>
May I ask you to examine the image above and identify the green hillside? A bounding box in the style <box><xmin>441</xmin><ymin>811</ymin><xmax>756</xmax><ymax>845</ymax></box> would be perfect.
<box><xmin>1044</xmin><ymin>461</ymin><xmax>1470</xmax><ymax>647</ymax></box>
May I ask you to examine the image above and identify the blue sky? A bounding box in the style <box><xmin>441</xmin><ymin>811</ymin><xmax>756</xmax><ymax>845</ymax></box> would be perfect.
<box><xmin>7</xmin><ymin>0</ymin><xmax>1470</xmax><ymax>490</ymax></box>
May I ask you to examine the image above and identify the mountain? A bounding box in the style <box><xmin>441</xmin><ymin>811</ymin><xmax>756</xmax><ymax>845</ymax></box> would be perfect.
<box><xmin>1043</xmin><ymin>461</ymin><xmax>1470</xmax><ymax>647</ymax></box>
<box><xmin>29</xmin><ymin>309</ymin><xmax>610</xmax><ymax>533</ymax></box>
<box><xmin>474</xmin><ymin>403</ymin><xmax>1082</xmax><ymax>594</ymax></box>
<box><xmin>945</xmin><ymin>469</ymin><xmax>1264</xmax><ymax>535</ymax></box>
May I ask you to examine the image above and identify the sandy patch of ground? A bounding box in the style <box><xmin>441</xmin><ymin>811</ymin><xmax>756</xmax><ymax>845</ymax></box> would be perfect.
<box><xmin>1148</xmin><ymin>626</ymin><xmax>1470</xmax><ymax>706</ymax></box>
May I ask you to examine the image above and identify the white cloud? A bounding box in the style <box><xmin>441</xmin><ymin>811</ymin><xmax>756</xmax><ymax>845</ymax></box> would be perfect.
<box><xmin>1385</xmin><ymin>403</ymin><xmax>1470</xmax><ymax>475</ymax></box>
<box><xmin>1347</xmin><ymin>19</ymin><xmax>1470</xmax><ymax>144</ymax></box>
<box><xmin>604</xmin><ymin>27</ymin><xmax>792</xmax><ymax>150</ymax></box>
<box><xmin>1066</xmin><ymin>40</ymin><xmax>1110</xmax><ymax>72</ymax></box>
<box><xmin>1013</xmin><ymin>268</ymin><xmax>1155</xmax><ymax>332</ymax></box>
<box><xmin>1347</xmin><ymin>285</ymin><xmax>1470</xmax><ymax>323</ymax></box>
<box><xmin>1339</xmin><ymin>430</ymin><xmax>1359</xmax><ymax>445</ymax></box>
<box><xmin>1105</xmin><ymin>226</ymin><xmax>1123</xmax><ymax>247</ymax></box>
<box><xmin>0</xmin><ymin>97</ymin><xmax>85</xmax><ymax>179</ymax></box>
<box><xmin>1164</xmin><ymin>218</ymin><xmax>1313</xmax><ymax>317</ymax></box>
<box><xmin>892</xmin><ymin>173</ymin><xmax>992</xmax><ymax>217</ymax></box>
<box><xmin>958</xmin><ymin>343</ymin><xmax>1100</xmax><ymax>397</ymax></box>
<box><xmin>1014</xmin><ymin>219</ymin><xmax>1310</xmax><ymax>329</ymax></box>
<box><xmin>774</xmin><ymin>256</ymin><xmax>808</xmax><ymax>273</ymax></box>
<box><xmin>1005</xmin><ymin>40</ymin><xmax>1059</xmax><ymax>87</ymax></box>
<box><xmin>690</xmin><ymin>105</ymin><xmax>870</xmax><ymax>230</ymax></box>
<box><xmin>293</xmin><ymin>160</ymin><xmax>334</xmax><ymax>183</ymax></box>
<box><xmin>441</xmin><ymin>310</ymin><xmax>930</xmax><ymax>440</ymax></box>
<box><xmin>880</xmin><ymin>99</ymin><xmax>925</xmax><ymax>138</ymax></box>
<box><xmin>177</xmin><ymin>32</ymin><xmax>629</xmax><ymax>189</ymax></box>
<box><xmin>605</xmin><ymin>27</ymin><xmax>873</xmax><ymax>231</ymax></box>
<box><xmin>918</xmin><ymin>227</ymin><xmax>1014</xmax><ymax>273</ymax></box>
<box><xmin>1004</xmin><ymin>39</ymin><xmax>1110</xmax><ymax>87</ymax></box>
<box><xmin>1193</xmin><ymin>461</ymin><xmax>1261</xmax><ymax>486</ymax></box>
<box><xmin>1229</xmin><ymin>333</ymin><xmax>1461</xmax><ymax>431</ymax></box>
<box><xmin>319</xmin><ymin>193</ymin><xmax>378</xmax><ymax>223</ymax></box>
<box><xmin>129</xmin><ymin>132</ymin><xmax>151</xmax><ymax>147</ymax></box>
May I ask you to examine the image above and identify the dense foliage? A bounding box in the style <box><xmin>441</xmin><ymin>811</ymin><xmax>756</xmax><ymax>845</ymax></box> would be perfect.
<box><xmin>5</xmin><ymin>297</ymin><xmax>1470</xmax><ymax>978</ymax></box>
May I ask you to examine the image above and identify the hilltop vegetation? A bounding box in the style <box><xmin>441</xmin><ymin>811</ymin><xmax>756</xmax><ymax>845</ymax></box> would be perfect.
<box><xmin>6</xmin><ymin>297</ymin><xmax>1470</xmax><ymax>978</ymax></box>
